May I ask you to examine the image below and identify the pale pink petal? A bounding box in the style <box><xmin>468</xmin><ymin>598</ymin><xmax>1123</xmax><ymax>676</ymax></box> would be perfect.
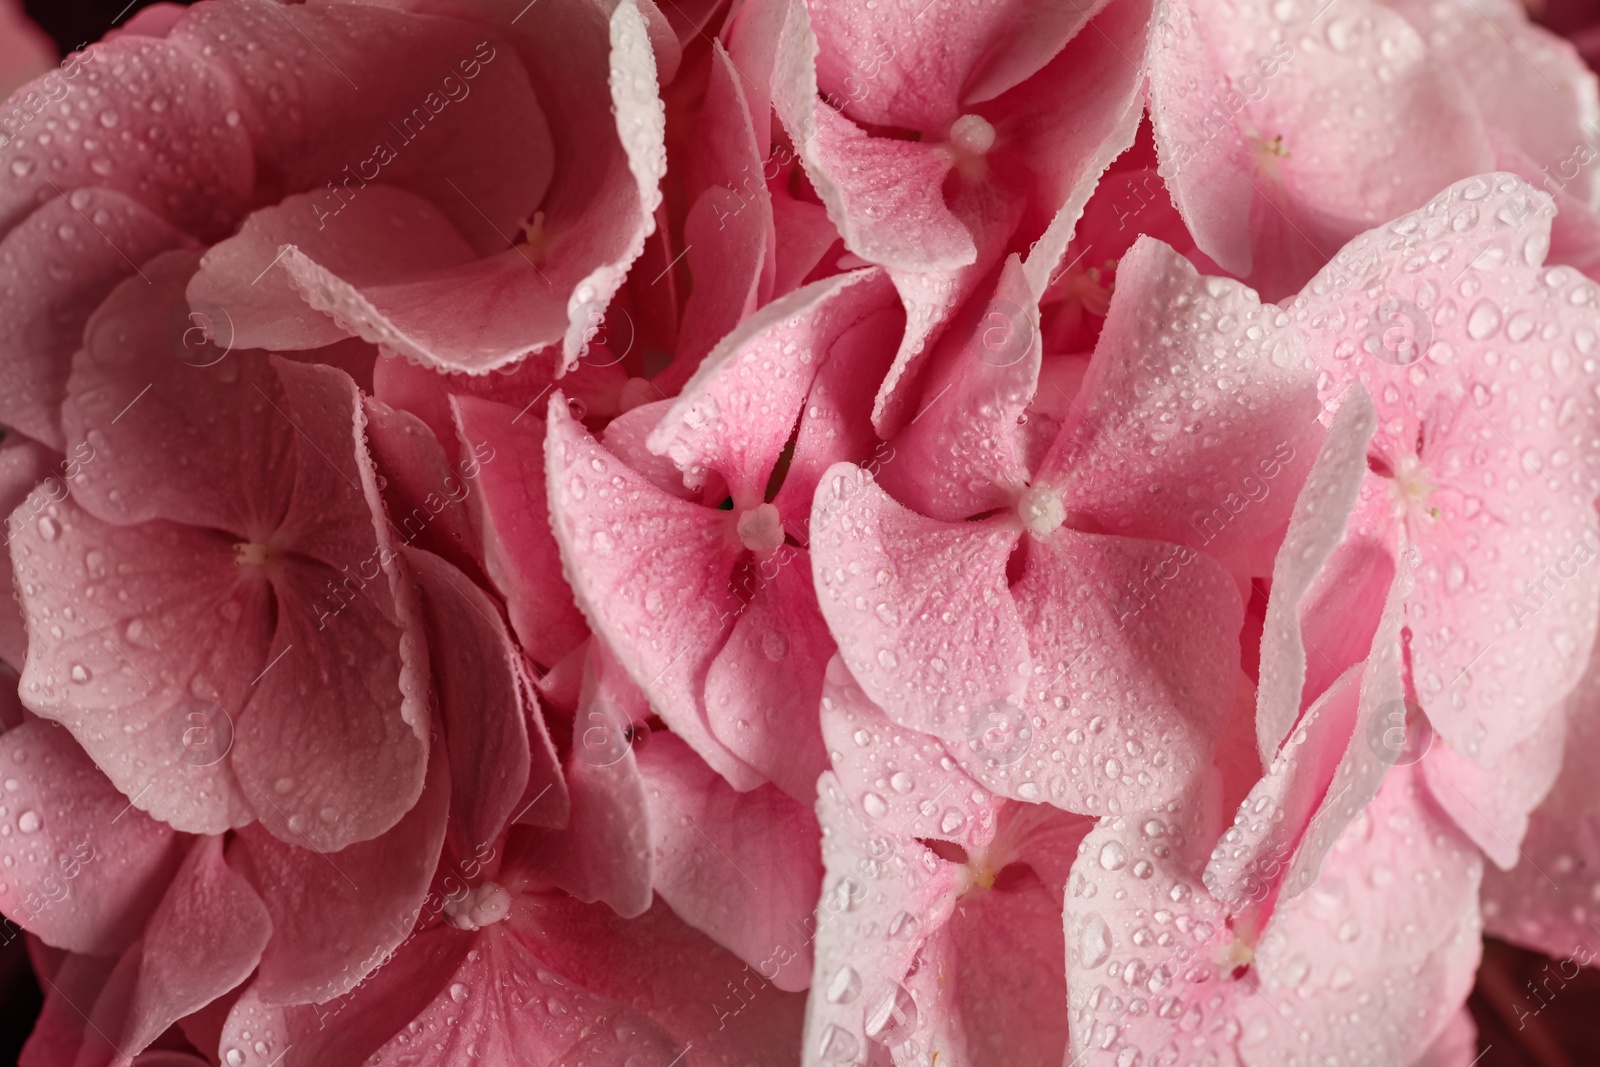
<box><xmin>1037</xmin><ymin>237</ymin><xmax>1320</xmax><ymax>570</ymax></box>
<box><xmin>1065</xmin><ymin>763</ymin><xmax>1481</xmax><ymax>1066</ymax></box>
<box><xmin>1423</xmin><ymin>704</ymin><xmax>1566</xmax><ymax>871</ymax></box>
<box><xmin>809</xmin><ymin>463</ymin><xmax>1030</xmax><ymax>739</ymax></box>
<box><xmin>0</xmin><ymin>721</ymin><xmax>181</xmax><ymax>956</ymax></box>
<box><xmin>636</xmin><ymin>732</ymin><xmax>823</xmax><ymax>990</ymax></box>
<box><xmin>875</xmin><ymin>257</ymin><xmax>1037</xmax><ymax>521</ymax></box>
<box><xmin>992</xmin><ymin>526</ymin><xmax>1241</xmax><ymax>814</ymax></box>
<box><xmin>1204</xmin><ymin>665</ymin><xmax>1364</xmax><ymax>912</ymax></box>
<box><xmin>1290</xmin><ymin>174</ymin><xmax>1600</xmax><ymax>765</ymax></box>
<box><xmin>704</xmin><ymin>552</ymin><xmax>834</xmax><ymax>803</ymax></box>
<box><xmin>600</xmin><ymin>399</ymin><xmax>697</xmax><ymax>500</ymax></box>
<box><xmin>647</xmin><ymin>268</ymin><xmax>889</xmax><ymax>501</ymax></box>
<box><xmin>802</xmin><ymin>773</ymin><xmax>960</xmax><ymax>1066</ymax></box>
<box><xmin>902</xmin><ymin>869</ymin><xmax>1070</xmax><ymax>1067</ymax></box>
<box><xmin>1481</xmin><ymin>642</ymin><xmax>1600</xmax><ymax>958</ymax></box>
<box><xmin>1255</xmin><ymin>387</ymin><xmax>1380</xmax><ymax>761</ymax></box>
<box><xmin>1388</xmin><ymin>0</ymin><xmax>1600</xmax><ymax>206</ymax></box>
<box><xmin>545</xmin><ymin>396</ymin><xmax>762</xmax><ymax>788</ymax></box>
<box><xmin>1148</xmin><ymin>0</ymin><xmax>1493</xmax><ymax>293</ymax></box>
<box><xmin>817</xmin><ymin>655</ymin><xmax>1000</xmax><ymax>851</ymax></box>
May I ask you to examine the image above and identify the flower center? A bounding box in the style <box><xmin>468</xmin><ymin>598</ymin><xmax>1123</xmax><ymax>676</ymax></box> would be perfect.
<box><xmin>234</xmin><ymin>542</ymin><xmax>273</xmax><ymax>567</ymax></box>
<box><xmin>1389</xmin><ymin>454</ymin><xmax>1438</xmax><ymax>519</ymax></box>
<box><xmin>1017</xmin><ymin>486</ymin><xmax>1066</xmax><ymax>538</ymax></box>
<box><xmin>735</xmin><ymin>502</ymin><xmax>786</xmax><ymax>553</ymax></box>
<box><xmin>948</xmin><ymin>113</ymin><xmax>996</xmax><ymax>157</ymax></box>
<box><xmin>444</xmin><ymin>881</ymin><xmax>512</xmax><ymax>931</ymax></box>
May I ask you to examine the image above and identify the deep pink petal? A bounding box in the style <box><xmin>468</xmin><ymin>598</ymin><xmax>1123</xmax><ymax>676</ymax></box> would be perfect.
<box><xmin>0</xmin><ymin>37</ymin><xmax>255</xmax><ymax>242</ymax></box>
<box><xmin>453</xmin><ymin>396</ymin><xmax>588</xmax><ymax>669</ymax></box>
<box><xmin>170</xmin><ymin>1</ymin><xmax>552</xmax><ymax>253</ymax></box>
<box><xmin>0</xmin><ymin>437</ymin><xmax>56</xmax><ymax>668</ymax></box>
<box><xmin>0</xmin><ymin>190</ymin><xmax>192</xmax><ymax>449</ymax></box>
<box><xmin>362</xmin><ymin>398</ymin><xmax>479</xmax><ymax>578</ymax></box>
<box><xmin>509</xmin><ymin>891</ymin><xmax>807</xmax><ymax>1067</ymax></box>
<box><xmin>407</xmin><ymin>546</ymin><xmax>545</xmax><ymax>854</ymax></box>
<box><xmin>102</xmin><ymin>835</ymin><xmax>272</xmax><ymax>1062</ymax></box>
<box><xmin>62</xmin><ymin>252</ymin><xmax>296</xmax><ymax>534</ymax></box>
<box><xmin>13</xmin><ymin>499</ymin><xmax>269</xmax><ymax>834</ymax></box>
<box><xmin>188</xmin><ymin>188</ymin><xmax>477</xmax><ymax>354</ymax></box>
<box><xmin>0</xmin><ymin>721</ymin><xmax>181</xmax><ymax>955</ymax></box>
<box><xmin>239</xmin><ymin>744</ymin><xmax>448</xmax><ymax>1007</ymax></box>
<box><xmin>804</xmin><ymin>0</ymin><xmax>1102</xmax><ymax>131</ymax></box>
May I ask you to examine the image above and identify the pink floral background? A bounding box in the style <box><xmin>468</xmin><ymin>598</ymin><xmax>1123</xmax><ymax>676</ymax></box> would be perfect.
<box><xmin>4</xmin><ymin>0</ymin><xmax>1600</xmax><ymax>1064</ymax></box>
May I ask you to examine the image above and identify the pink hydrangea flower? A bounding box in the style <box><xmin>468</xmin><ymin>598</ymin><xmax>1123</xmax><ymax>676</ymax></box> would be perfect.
<box><xmin>3</xmin><ymin>0</ymin><xmax>1600</xmax><ymax>1062</ymax></box>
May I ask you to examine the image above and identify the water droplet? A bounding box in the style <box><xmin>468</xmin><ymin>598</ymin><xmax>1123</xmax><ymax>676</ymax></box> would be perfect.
<box><xmin>1466</xmin><ymin>299</ymin><xmax>1502</xmax><ymax>340</ymax></box>
<box><xmin>862</xmin><ymin>793</ymin><xmax>888</xmax><ymax>819</ymax></box>
<box><xmin>825</xmin><ymin>966</ymin><xmax>861</xmax><ymax>1003</ymax></box>
<box><xmin>17</xmin><ymin>811</ymin><xmax>40</xmax><ymax>834</ymax></box>
<box><xmin>1099</xmin><ymin>841</ymin><xmax>1128</xmax><ymax>871</ymax></box>
<box><xmin>817</xmin><ymin>1024</ymin><xmax>859</xmax><ymax>1062</ymax></box>
<box><xmin>449</xmin><ymin>982</ymin><xmax>469</xmax><ymax>1003</ymax></box>
<box><xmin>225</xmin><ymin>1050</ymin><xmax>245</xmax><ymax>1067</ymax></box>
<box><xmin>69</xmin><ymin>664</ymin><xmax>90</xmax><ymax>684</ymax></box>
<box><xmin>36</xmin><ymin>517</ymin><xmax>59</xmax><ymax>542</ymax></box>
<box><xmin>1080</xmin><ymin>913</ymin><xmax>1113</xmax><ymax>969</ymax></box>
<box><xmin>889</xmin><ymin>771</ymin><xmax>913</xmax><ymax>794</ymax></box>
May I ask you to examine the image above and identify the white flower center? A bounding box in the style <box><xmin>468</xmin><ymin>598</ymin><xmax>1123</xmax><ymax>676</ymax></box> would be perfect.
<box><xmin>736</xmin><ymin>502</ymin><xmax>785</xmax><ymax>553</ymax></box>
